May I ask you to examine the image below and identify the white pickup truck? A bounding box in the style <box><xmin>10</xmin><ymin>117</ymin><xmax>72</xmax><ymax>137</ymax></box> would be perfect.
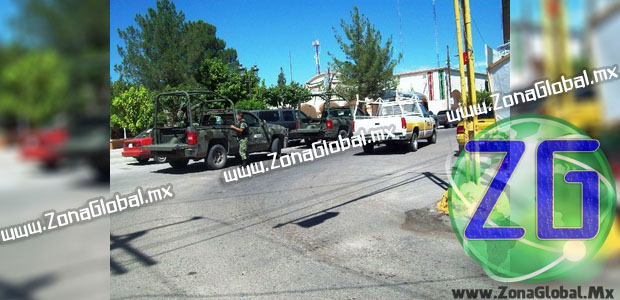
<box><xmin>352</xmin><ymin>96</ymin><xmax>436</xmax><ymax>153</ymax></box>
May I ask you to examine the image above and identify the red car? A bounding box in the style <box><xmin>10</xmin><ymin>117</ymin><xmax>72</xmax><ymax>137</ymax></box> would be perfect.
<box><xmin>20</xmin><ymin>126</ymin><xmax>68</xmax><ymax>169</ymax></box>
<box><xmin>121</xmin><ymin>129</ymin><xmax>167</xmax><ymax>164</ymax></box>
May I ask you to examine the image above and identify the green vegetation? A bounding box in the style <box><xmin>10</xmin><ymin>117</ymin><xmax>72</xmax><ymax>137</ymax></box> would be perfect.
<box><xmin>330</xmin><ymin>6</ymin><xmax>401</xmax><ymax>100</ymax></box>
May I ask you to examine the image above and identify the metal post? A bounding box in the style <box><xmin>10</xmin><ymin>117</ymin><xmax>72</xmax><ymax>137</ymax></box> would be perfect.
<box><xmin>446</xmin><ymin>45</ymin><xmax>452</xmax><ymax>110</ymax></box>
<box><xmin>453</xmin><ymin>0</ymin><xmax>467</xmax><ymax>109</ymax></box>
<box><xmin>462</xmin><ymin>0</ymin><xmax>481</xmax><ymax>183</ymax></box>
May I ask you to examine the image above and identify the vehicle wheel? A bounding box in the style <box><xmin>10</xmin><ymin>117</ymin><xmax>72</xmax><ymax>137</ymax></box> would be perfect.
<box><xmin>206</xmin><ymin>144</ymin><xmax>227</xmax><ymax>170</ymax></box>
<box><xmin>154</xmin><ymin>156</ymin><xmax>167</xmax><ymax>164</ymax></box>
<box><xmin>304</xmin><ymin>138</ymin><xmax>317</xmax><ymax>146</ymax></box>
<box><xmin>338</xmin><ymin>129</ymin><xmax>348</xmax><ymax>140</ymax></box>
<box><xmin>428</xmin><ymin>129</ymin><xmax>437</xmax><ymax>144</ymax></box>
<box><xmin>270</xmin><ymin>138</ymin><xmax>282</xmax><ymax>157</ymax></box>
<box><xmin>362</xmin><ymin>143</ymin><xmax>374</xmax><ymax>154</ymax></box>
<box><xmin>408</xmin><ymin>132</ymin><xmax>419</xmax><ymax>152</ymax></box>
<box><xmin>169</xmin><ymin>159</ymin><xmax>189</xmax><ymax>169</ymax></box>
<box><xmin>136</xmin><ymin>158</ymin><xmax>149</xmax><ymax>164</ymax></box>
<box><xmin>41</xmin><ymin>160</ymin><xmax>59</xmax><ymax>171</ymax></box>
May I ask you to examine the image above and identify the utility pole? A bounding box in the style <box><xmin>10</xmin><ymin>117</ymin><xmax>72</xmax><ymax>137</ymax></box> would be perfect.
<box><xmin>289</xmin><ymin>51</ymin><xmax>293</xmax><ymax>83</ymax></box>
<box><xmin>446</xmin><ymin>45</ymin><xmax>451</xmax><ymax>110</ymax></box>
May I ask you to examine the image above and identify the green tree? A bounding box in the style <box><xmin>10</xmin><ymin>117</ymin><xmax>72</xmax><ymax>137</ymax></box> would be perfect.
<box><xmin>330</xmin><ymin>6</ymin><xmax>401</xmax><ymax>100</ymax></box>
<box><xmin>277</xmin><ymin>67</ymin><xmax>286</xmax><ymax>87</ymax></box>
<box><xmin>0</xmin><ymin>50</ymin><xmax>69</xmax><ymax>126</ymax></box>
<box><xmin>265</xmin><ymin>82</ymin><xmax>311</xmax><ymax>108</ymax></box>
<box><xmin>14</xmin><ymin>0</ymin><xmax>110</xmax><ymax>108</ymax></box>
<box><xmin>110</xmin><ymin>85</ymin><xmax>155</xmax><ymax>135</ymax></box>
<box><xmin>235</xmin><ymin>99</ymin><xmax>268</xmax><ymax>110</ymax></box>
<box><xmin>116</xmin><ymin>0</ymin><xmax>238</xmax><ymax>90</ymax></box>
<box><xmin>476</xmin><ymin>90</ymin><xmax>492</xmax><ymax>107</ymax></box>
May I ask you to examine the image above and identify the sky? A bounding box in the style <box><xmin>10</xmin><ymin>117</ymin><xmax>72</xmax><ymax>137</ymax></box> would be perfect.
<box><xmin>0</xmin><ymin>0</ymin><xmax>16</xmax><ymax>42</ymax></box>
<box><xmin>110</xmin><ymin>0</ymin><xmax>505</xmax><ymax>87</ymax></box>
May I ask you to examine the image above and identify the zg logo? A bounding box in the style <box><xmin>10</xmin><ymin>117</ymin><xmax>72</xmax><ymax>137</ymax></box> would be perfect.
<box><xmin>449</xmin><ymin>115</ymin><xmax>616</xmax><ymax>282</ymax></box>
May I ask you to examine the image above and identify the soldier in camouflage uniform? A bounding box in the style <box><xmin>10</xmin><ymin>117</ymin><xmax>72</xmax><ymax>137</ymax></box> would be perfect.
<box><xmin>230</xmin><ymin>112</ymin><xmax>249</xmax><ymax>167</ymax></box>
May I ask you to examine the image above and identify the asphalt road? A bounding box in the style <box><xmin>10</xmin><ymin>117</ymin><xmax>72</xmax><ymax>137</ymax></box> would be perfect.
<box><xmin>108</xmin><ymin>127</ymin><xmax>502</xmax><ymax>299</ymax></box>
<box><xmin>107</xmin><ymin>125</ymin><xmax>620</xmax><ymax>299</ymax></box>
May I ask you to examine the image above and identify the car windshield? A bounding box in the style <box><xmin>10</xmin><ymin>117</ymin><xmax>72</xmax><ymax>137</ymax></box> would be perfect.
<box><xmin>135</xmin><ymin>129</ymin><xmax>152</xmax><ymax>138</ymax></box>
<box><xmin>328</xmin><ymin>108</ymin><xmax>352</xmax><ymax>117</ymax></box>
<box><xmin>258</xmin><ymin>110</ymin><xmax>280</xmax><ymax>122</ymax></box>
<box><xmin>202</xmin><ymin>113</ymin><xmax>234</xmax><ymax>126</ymax></box>
<box><xmin>437</xmin><ymin>110</ymin><xmax>447</xmax><ymax>116</ymax></box>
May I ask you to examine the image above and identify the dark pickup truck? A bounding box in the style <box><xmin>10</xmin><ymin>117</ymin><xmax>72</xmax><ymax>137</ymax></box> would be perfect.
<box><xmin>142</xmin><ymin>91</ymin><xmax>288</xmax><ymax>170</ymax></box>
<box><xmin>292</xmin><ymin>91</ymin><xmax>361</xmax><ymax>144</ymax></box>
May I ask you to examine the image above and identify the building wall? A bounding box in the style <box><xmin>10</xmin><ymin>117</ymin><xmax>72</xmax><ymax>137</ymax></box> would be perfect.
<box><xmin>395</xmin><ymin>69</ymin><xmax>488</xmax><ymax>102</ymax></box>
<box><xmin>303</xmin><ymin>68</ymin><xmax>489</xmax><ymax>111</ymax></box>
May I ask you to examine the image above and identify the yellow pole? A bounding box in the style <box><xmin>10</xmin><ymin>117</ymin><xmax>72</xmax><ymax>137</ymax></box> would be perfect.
<box><xmin>462</xmin><ymin>0</ymin><xmax>478</xmax><ymax>134</ymax></box>
<box><xmin>453</xmin><ymin>0</ymin><xmax>468</xmax><ymax>108</ymax></box>
<box><xmin>461</xmin><ymin>0</ymin><xmax>481</xmax><ymax>183</ymax></box>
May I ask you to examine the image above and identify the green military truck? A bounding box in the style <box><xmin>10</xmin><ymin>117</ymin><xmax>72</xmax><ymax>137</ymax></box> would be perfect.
<box><xmin>142</xmin><ymin>91</ymin><xmax>288</xmax><ymax>170</ymax></box>
<box><xmin>292</xmin><ymin>91</ymin><xmax>361</xmax><ymax>144</ymax></box>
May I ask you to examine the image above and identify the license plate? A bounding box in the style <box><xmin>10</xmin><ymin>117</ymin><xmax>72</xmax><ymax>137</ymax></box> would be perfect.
<box><xmin>128</xmin><ymin>144</ymin><xmax>133</xmax><ymax>148</ymax></box>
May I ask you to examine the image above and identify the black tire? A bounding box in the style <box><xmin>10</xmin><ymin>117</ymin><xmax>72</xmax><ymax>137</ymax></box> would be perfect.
<box><xmin>136</xmin><ymin>158</ymin><xmax>149</xmax><ymax>164</ymax></box>
<box><xmin>154</xmin><ymin>156</ymin><xmax>167</xmax><ymax>164</ymax></box>
<box><xmin>206</xmin><ymin>144</ymin><xmax>227</xmax><ymax>170</ymax></box>
<box><xmin>362</xmin><ymin>143</ymin><xmax>374</xmax><ymax>154</ymax></box>
<box><xmin>270</xmin><ymin>137</ymin><xmax>282</xmax><ymax>157</ymax></box>
<box><xmin>338</xmin><ymin>129</ymin><xmax>348</xmax><ymax>140</ymax></box>
<box><xmin>41</xmin><ymin>160</ymin><xmax>59</xmax><ymax>171</ymax></box>
<box><xmin>428</xmin><ymin>129</ymin><xmax>437</xmax><ymax>144</ymax></box>
<box><xmin>169</xmin><ymin>159</ymin><xmax>189</xmax><ymax>169</ymax></box>
<box><xmin>408</xmin><ymin>132</ymin><xmax>419</xmax><ymax>152</ymax></box>
<box><xmin>304</xmin><ymin>138</ymin><xmax>317</xmax><ymax>146</ymax></box>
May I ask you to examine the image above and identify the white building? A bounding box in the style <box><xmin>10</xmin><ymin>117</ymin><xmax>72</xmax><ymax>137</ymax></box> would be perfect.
<box><xmin>395</xmin><ymin>68</ymin><xmax>488</xmax><ymax>102</ymax></box>
<box><xmin>304</xmin><ymin>68</ymin><xmax>489</xmax><ymax>114</ymax></box>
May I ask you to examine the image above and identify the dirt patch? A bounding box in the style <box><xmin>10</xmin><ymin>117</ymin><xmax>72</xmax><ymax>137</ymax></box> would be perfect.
<box><xmin>401</xmin><ymin>208</ymin><xmax>453</xmax><ymax>235</ymax></box>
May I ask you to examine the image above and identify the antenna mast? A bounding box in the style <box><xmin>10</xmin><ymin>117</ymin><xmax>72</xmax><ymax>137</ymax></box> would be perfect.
<box><xmin>313</xmin><ymin>40</ymin><xmax>321</xmax><ymax>74</ymax></box>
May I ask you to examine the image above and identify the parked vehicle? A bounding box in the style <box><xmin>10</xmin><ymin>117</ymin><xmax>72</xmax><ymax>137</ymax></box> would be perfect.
<box><xmin>19</xmin><ymin>125</ymin><xmax>67</xmax><ymax>169</ymax></box>
<box><xmin>436</xmin><ymin>110</ymin><xmax>459</xmax><ymax>128</ymax></box>
<box><xmin>142</xmin><ymin>91</ymin><xmax>288</xmax><ymax>170</ymax></box>
<box><xmin>456</xmin><ymin>110</ymin><xmax>496</xmax><ymax>152</ymax></box>
<box><xmin>291</xmin><ymin>91</ymin><xmax>359</xmax><ymax>144</ymax></box>
<box><xmin>352</xmin><ymin>95</ymin><xmax>436</xmax><ymax>153</ymax></box>
<box><xmin>251</xmin><ymin>109</ymin><xmax>309</xmax><ymax>143</ymax></box>
<box><xmin>58</xmin><ymin>112</ymin><xmax>110</xmax><ymax>180</ymax></box>
<box><xmin>121</xmin><ymin>128</ymin><xmax>167</xmax><ymax>164</ymax></box>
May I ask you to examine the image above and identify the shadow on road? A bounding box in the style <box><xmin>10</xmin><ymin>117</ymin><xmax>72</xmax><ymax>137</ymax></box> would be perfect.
<box><xmin>0</xmin><ymin>274</ymin><xmax>56</xmax><ymax>300</ymax></box>
<box><xmin>151</xmin><ymin>153</ymin><xmax>278</xmax><ymax>175</ymax></box>
<box><xmin>353</xmin><ymin>142</ymin><xmax>432</xmax><ymax>156</ymax></box>
<box><xmin>110</xmin><ymin>217</ymin><xmax>203</xmax><ymax>275</ymax></box>
<box><xmin>273</xmin><ymin>174</ymin><xmax>426</xmax><ymax>229</ymax></box>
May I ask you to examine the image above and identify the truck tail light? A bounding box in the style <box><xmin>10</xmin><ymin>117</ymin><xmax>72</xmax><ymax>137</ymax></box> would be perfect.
<box><xmin>326</xmin><ymin>120</ymin><xmax>333</xmax><ymax>130</ymax></box>
<box><xmin>401</xmin><ymin>117</ymin><xmax>407</xmax><ymax>129</ymax></box>
<box><xmin>456</xmin><ymin>125</ymin><xmax>465</xmax><ymax>134</ymax></box>
<box><xmin>187</xmin><ymin>131</ymin><xmax>197</xmax><ymax>145</ymax></box>
<box><xmin>351</xmin><ymin>121</ymin><xmax>355</xmax><ymax>132</ymax></box>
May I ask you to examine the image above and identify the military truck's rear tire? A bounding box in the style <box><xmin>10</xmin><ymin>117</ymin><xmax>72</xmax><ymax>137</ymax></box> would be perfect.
<box><xmin>304</xmin><ymin>138</ymin><xmax>317</xmax><ymax>146</ymax></box>
<box><xmin>338</xmin><ymin>129</ymin><xmax>348</xmax><ymax>140</ymax></box>
<box><xmin>362</xmin><ymin>143</ymin><xmax>374</xmax><ymax>154</ymax></box>
<box><xmin>206</xmin><ymin>144</ymin><xmax>227</xmax><ymax>170</ymax></box>
<box><xmin>270</xmin><ymin>138</ymin><xmax>282</xmax><ymax>157</ymax></box>
<box><xmin>169</xmin><ymin>159</ymin><xmax>189</xmax><ymax>169</ymax></box>
<box><xmin>408</xmin><ymin>132</ymin><xmax>419</xmax><ymax>152</ymax></box>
